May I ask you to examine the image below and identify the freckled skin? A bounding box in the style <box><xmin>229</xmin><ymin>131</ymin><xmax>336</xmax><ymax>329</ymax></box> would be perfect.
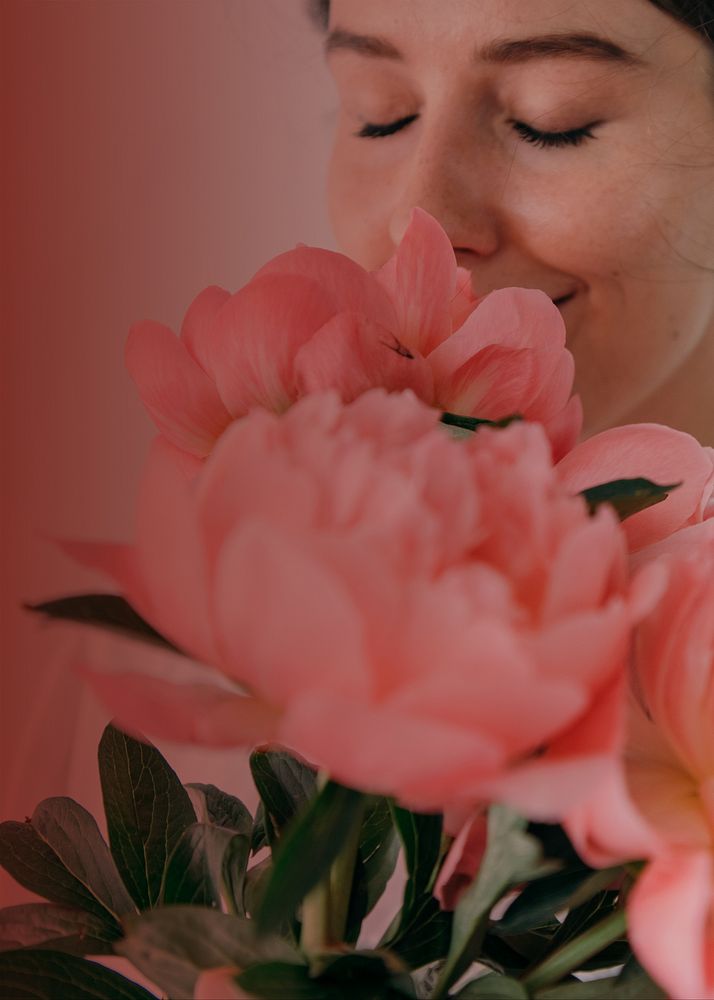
<box><xmin>326</xmin><ymin>0</ymin><xmax>714</xmax><ymax>441</ymax></box>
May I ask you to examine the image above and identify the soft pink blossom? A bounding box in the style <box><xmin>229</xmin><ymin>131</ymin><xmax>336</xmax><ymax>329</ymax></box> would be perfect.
<box><xmin>71</xmin><ymin>390</ymin><xmax>642</xmax><ymax>818</ymax></box>
<box><xmin>557</xmin><ymin>425</ymin><xmax>714</xmax><ymax>550</ymax></box>
<box><xmin>127</xmin><ymin>210</ymin><xmax>581</xmax><ymax>461</ymax></box>
<box><xmin>566</xmin><ymin>522</ymin><xmax>714</xmax><ymax>1000</ymax></box>
<box><xmin>194</xmin><ymin>968</ymin><xmax>252</xmax><ymax>999</ymax></box>
<box><xmin>434</xmin><ymin>810</ymin><xmax>489</xmax><ymax>911</ymax></box>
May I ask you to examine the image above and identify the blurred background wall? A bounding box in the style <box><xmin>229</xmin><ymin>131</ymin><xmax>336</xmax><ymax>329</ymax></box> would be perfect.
<box><xmin>0</xmin><ymin>0</ymin><xmax>335</xmax><ymax>904</ymax></box>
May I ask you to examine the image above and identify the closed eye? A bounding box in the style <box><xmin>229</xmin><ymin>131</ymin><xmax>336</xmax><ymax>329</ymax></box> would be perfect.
<box><xmin>510</xmin><ymin>119</ymin><xmax>602</xmax><ymax>148</ymax></box>
<box><xmin>355</xmin><ymin>114</ymin><xmax>419</xmax><ymax>138</ymax></box>
<box><xmin>354</xmin><ymin>114</ymin><xmax>602</xmax><ymax>149</ymax></box>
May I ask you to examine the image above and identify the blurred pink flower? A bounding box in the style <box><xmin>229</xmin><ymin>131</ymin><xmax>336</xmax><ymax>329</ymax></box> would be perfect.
<box><xmin>194</xmin><ymin>968</ymin><xmax>251</xmax><ymax>999</ymax></box>
<box><xmin>434</xmin><ymin>810</ymin><xmax>489</xmax><ymax>911</ymax></box>
<box><xmin>127</xmin><ymin>210</ymin><xmax>581</xmax><ymax>462</ymax></box>
<box><xmin>557</xmin><ymin>425</ymin><xmax>714</xmax><ymax>551</ymax></box>
<box><xmin>71</xmin><ymin>390</ymin><xmax>643</xmax><ymax>818</ymax></box>
<box><xmin>566</xmin><ymin>521</ymin><xmax>714</xmax><ymax>1000</ymax></box>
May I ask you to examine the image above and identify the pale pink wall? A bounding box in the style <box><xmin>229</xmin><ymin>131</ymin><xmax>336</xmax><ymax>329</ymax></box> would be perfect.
<box><xmin>0</xmin><ymin>0</ymin><xmax>335</xmax><ymax>903</ymax></box>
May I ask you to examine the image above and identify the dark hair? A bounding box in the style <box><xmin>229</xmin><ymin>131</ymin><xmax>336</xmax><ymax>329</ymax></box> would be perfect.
<box><xmin>308</xmin><ymin>0</ymin><xmax>714</xmax><ymax>44</ymax></box>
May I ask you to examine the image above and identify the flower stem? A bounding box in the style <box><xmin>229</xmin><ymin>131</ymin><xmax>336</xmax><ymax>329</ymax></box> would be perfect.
<box><xmin>521</xmin><ymin>908</ymin><xmax>627</xmax><ymax>992</ymax></box>
<box><xmin>300</xmin><ymin>879</ymin><xmax>332</xmax><ymax>957</ymax></box>
<box><xmin>299</xmin><ymin>793</ymin><xmax>365</xmax><ymax>957</ymax></box>
<box><xmin>328</xmin><ymin>799</ymin><xmax>365</xmax><ymax>942</ymax></box>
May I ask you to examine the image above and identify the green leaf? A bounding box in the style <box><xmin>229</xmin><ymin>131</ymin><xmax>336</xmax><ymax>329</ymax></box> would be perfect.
<box><xmin>257</xmin><ymin>781</ymin><xmax>365</xmax><ymax>934</ymax></box>
<box><xmin>344</xmin><ymin>798</ymin><xmax>400</xmax><ymax>944</ymax></box>
<box><xmin>440</xmin><ymin>413</ymin><xmax>524</xmax><ymax>435</ymax></box>
<box><xmin>390</xmin><ymin>806</ymin><xmax>443</xmax><ymax>920</ymax></box>
<box><xmin>535</xmin><ymin>961</ymin><xmax>666</xmax><ymax>1000</ymax></box>
<box><xmin>494</xmin><ymin>867</ymin><xmax>621</xmax><ymax>936</ymax></box>
<box><xmin>526</xmin><ymin>825</ymin><xmax>583</xmax><ymax>869</ymax></box>
<box><xmin>237</xmin><ymin>962</ymin><xmax>332</xmax><ymax>1000</ymax></box>
<box><xmin>549</xmin><ymin>891</ymin><xmax>619</xmax><ymax>952</ymax></box>
<box><xmin>98</xmin><ymin>723</ymin><xmax>196</xmax><ymax>910</ymax></box>
<box><xmin>478</xmin><ymin>931</ymin><xmax>544</xmax><ymax>977</ymax></box>
<box><xmin>252</xmin><ymin>801</ymin><xmax>270</xmax><ymax>854</ymax></box>
<box><xmin>182</xmin><ymin>785</ymin><xmax>254</xmax><ymax>914</ymax></box>
<box><xmin>357</xmin><ymin>799</ymin><xmax>400</xmax><ymax>916</ymax></box>
<box><xmin>185</xmin><ymin>783</ymin><xmax>253</xmax><ymax>836</ymax></box>
<box><xmin>581</xmin><ymin>478</ymin><xmax>680</xmax><ymax>521</ymax></box>
<box><xmin>27</xmin><ymin>594</ymin><xmax>177</xmax><ymax>651</ymax></box>
<box><xmin>117</xmin><ymin>905</ymin><xmax>296</xmax><ymax>1000</ymax></box>
<box><xmin>536</xmin><ymin>981</ymin><xmax>621</xmax><ymax>1000</ymax></box>
<box><xmin>382</xmin><ymin>895</ymin><xmax>452</xmax><ymax>969</ymax></box>
<box><xmin>0</xmin><ymin>904</ymin><xmax>118</xmax><ymax>956</ymax></box>
<box><xmin>249</xmin><ymin>747</ymin><xmax>318</xmax><ymax>846</ymax></box>
<box><xmin>0</xmin><ymin>949</ymin><xmax>156</xmax><ymax>999</ymax></box>
<box><xmin>243</xmin><ymin>857</ymin><xmax>273</xmax><ymax>920</ymax></box>
<box><xmin>238</xmin><ymin>953</ymin><xmax>417</xmax><ymax>999</ymax></box>
<box><xmin>161</xmin><ymin>822</ymin><xmax>250</xmax><ymax>915</ymax></box>
<box><xmin>433</xmin><ymin>807</ymin><xmax>544</xmax><ymax>997</ymax></box>
<box><xmin>378</xmin><ymin>807</ymin><xmax>447</xmax><ymax>968</ymax></box>
<box><xmin>457</xmin><ymin>973</ymin><xmax>529</xmax><ymax>998</ymax></box>
<box><xmin>0</xmin><ymin>798</ymin><xmax>135</xmax><ymax>929</ymax></box>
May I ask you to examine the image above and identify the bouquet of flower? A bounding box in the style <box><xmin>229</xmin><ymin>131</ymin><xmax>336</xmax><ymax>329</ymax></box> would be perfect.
<box><xmin>1</xmin><ymin>210</ymin><xmax>713</xmax><ymax>1000</ymax></box>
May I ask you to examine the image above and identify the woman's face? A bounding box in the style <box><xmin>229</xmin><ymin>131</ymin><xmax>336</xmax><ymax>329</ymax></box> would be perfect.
<box><xmin>326</xmin><ymin>0</ymin><xmax>714</xmax><ymax>435</ymax></box>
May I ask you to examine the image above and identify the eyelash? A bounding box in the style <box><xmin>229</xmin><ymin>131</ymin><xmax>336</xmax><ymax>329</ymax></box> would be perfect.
<box><xmin>355</xmin><ymin>115</ymin><xmax>601</xmax><ymax>149</ymax></box>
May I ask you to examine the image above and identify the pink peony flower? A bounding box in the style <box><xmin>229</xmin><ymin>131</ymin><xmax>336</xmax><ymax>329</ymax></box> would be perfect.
<box><xmin>71</xmin><ymin>390</ymin><xmax>644</xmax><ymax>818</ymax></box>
<box><xmin>566</xmin><ymin>520</ymin><xmax>714</xmax><ymax>1000</ymax></box>
<box><xmin>194</xmin><ymin>968</ymin><xmax>252</xmax><ymax>999</ymax></box>
<box><xmin>434</xmin><ymin>810</ymin><xmax>489</xmax><ymax>911</ymax></box>
<box><xmin>557</xmin><ymin>424</ymin><xmax>714</xmax><ymax>551</ymax></box>
<box><xmin>126</xmin><ymin>210</ymin><xmax>581</xmax><ymax>462</ymax></box>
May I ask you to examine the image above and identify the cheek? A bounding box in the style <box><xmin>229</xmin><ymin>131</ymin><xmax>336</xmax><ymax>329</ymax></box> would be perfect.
<box><xmin>510</xmin><ymin>151</ymin><xmax>714</xmax><ymax>288</ymax></box>
<box><xmin>504</xmin><ymin>166</ymin><xmax>668</xmax><ymax>283</ymax></box>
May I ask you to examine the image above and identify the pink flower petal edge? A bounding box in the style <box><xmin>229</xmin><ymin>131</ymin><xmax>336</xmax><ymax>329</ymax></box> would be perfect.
<box><xmin>557</xmin><ymin>423</ymin><xmax>714</xmax><ymax>550</ymax></box>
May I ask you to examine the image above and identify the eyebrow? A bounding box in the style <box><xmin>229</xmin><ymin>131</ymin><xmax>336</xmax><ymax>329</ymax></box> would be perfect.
<box><xmin>325</xmin><ymin>29</ymin><xmax>645</xmax><ymax>68</ymax></box>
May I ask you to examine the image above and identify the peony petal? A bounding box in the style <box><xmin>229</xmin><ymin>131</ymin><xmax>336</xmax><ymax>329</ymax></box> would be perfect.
<box><xmin>450</xmin><ymin>266</ymin><xmax>481</xmax><ymax>331</ymax></box>
<box><xmin>194</xmin><ymin>410</ymin><xmax>319</xmax><ymax>575</ymax></box>
<box><xmin>544</xmin><ymin>394</ymin><xmax>583</xmax><ymax>462</ymax></box>
<box><xmin>527</xmin><ymin>602</ymin><xmax>631</xmax><ymax>691</ymax></box>
<box><xmin>557</xmin><ymin>423</ymin><xmax>714</xmax><ymax>550</ymax></box>
<box><xmin>475</xmin><ymin>673</ymin><xmax>628</xmax><ymax>821</ymax></box>
<box><xmin>194</xmin><ymin>968</ymin><xmax>254</xmax><ymax>1000</ymax></box>
<box><xmin>126</xmin><ymin>321</ymin><xmax>232</xmax><ymax>457</ymax></box>
<box><xmin>294</xmin><ymin>311</ymin><xmax>435</xmax><ymax>404</ymax></box>
<box><xmin>206</xmin><ymin>274</ymin><xmax>337</xmax><ymax>416</ymax></box>
<box><xmin>79</xmin><ymin>667</ymin><xmax>279</xmax><ymax>748</ymax></box>
<box><xmin>428</xmin><ymin>287</ymin><xmax>576</xmax><ymax>442</ymax></box>
<box><xmin>212</xmin><ymin>522</ymin><xmax>370</xmax><ymax>703</ymax></box>
<box><xmin>279</xmin><ymin>689</ymin><xmax>505</xmax><ymax>813</ymax></box>
<box><xmin>541</xmin><ymin>509</ymin><xmax>623</xmax><ymax>622</ymax></box>
<box><xmin>134</xmin><ymin>437</ymin><xmax>217</xmax><ymax>662</ymax></box>
<box><xmin>627</xmin><ymin>851</ymin><xmax>714</xmax><ymax>1000</ymax></box>
<box><xmin>253</xmin><ymin>244</ymin><xmax>396</xmax><ymax>327</ymax></box>
<box><xmin>179</xmin><ymin>284</ymin><xmax>231</xmax><ymax>373</ymax></box>
<box><xmin>632</xmin><ymin>518</ymin><xmax>714</xmax><ymax>571</ymax></box>
<box><xmin>389</xmin><ymin>618</ymin><xmax>588</xmax><ymax>760</ymax></box>
<box><xmin>632</xmin><ymin>535</ymin><xmax>714</xmax><ymax>779</ymax></box>
<box><xmin>565</xmin><ymin>764</ymin><xmax>664</xmax><ymax>868</ymax></box>
<box><xmin>375</xmin><ymin>207</ymin><xmax>458</xmax><ymax>355</ymax></box>
<box><xmin>434</xmin><ymin>810</ymin><xmax>489</xmax><ymax>911</ymax></box>
<box><xmin>430</xmin><ymin>286</ymin><xmax>566</xmax><ymax>360</ymax></box>
<box><xmin>432</xmin><ymin>344</ymin><xmax>538</xmax><ymax>418</ymax></box>
<box><xmin>57</xmin><ymin>539</ymin><xmax>155</xmax><ymax>632</ymax></box>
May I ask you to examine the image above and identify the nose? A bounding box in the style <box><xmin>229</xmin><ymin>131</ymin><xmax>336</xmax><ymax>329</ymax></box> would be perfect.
<box><xmin>387</xmin><ymin>124</ymin><xmax>501</xmax><ymax>258</ymax></box>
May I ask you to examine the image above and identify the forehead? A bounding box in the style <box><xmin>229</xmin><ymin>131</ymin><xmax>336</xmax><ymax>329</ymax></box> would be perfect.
<box><xmin>327</xmin><ymin>0</ymin><xmax>702</xmax><ymax>72</ymax></box>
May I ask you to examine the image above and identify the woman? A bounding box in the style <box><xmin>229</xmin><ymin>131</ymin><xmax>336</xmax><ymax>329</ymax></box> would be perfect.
<box><xmin>311</xmin><ymin>0</ymin><xmax>714</xmax><ymax>442</ymax></box>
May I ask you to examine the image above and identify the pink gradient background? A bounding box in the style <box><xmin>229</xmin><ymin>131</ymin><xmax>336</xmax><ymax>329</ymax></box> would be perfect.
<box><xmin>1</xmin><ymin>0</ymin><xmax>335</xmax><ymax>904</ymax></box>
